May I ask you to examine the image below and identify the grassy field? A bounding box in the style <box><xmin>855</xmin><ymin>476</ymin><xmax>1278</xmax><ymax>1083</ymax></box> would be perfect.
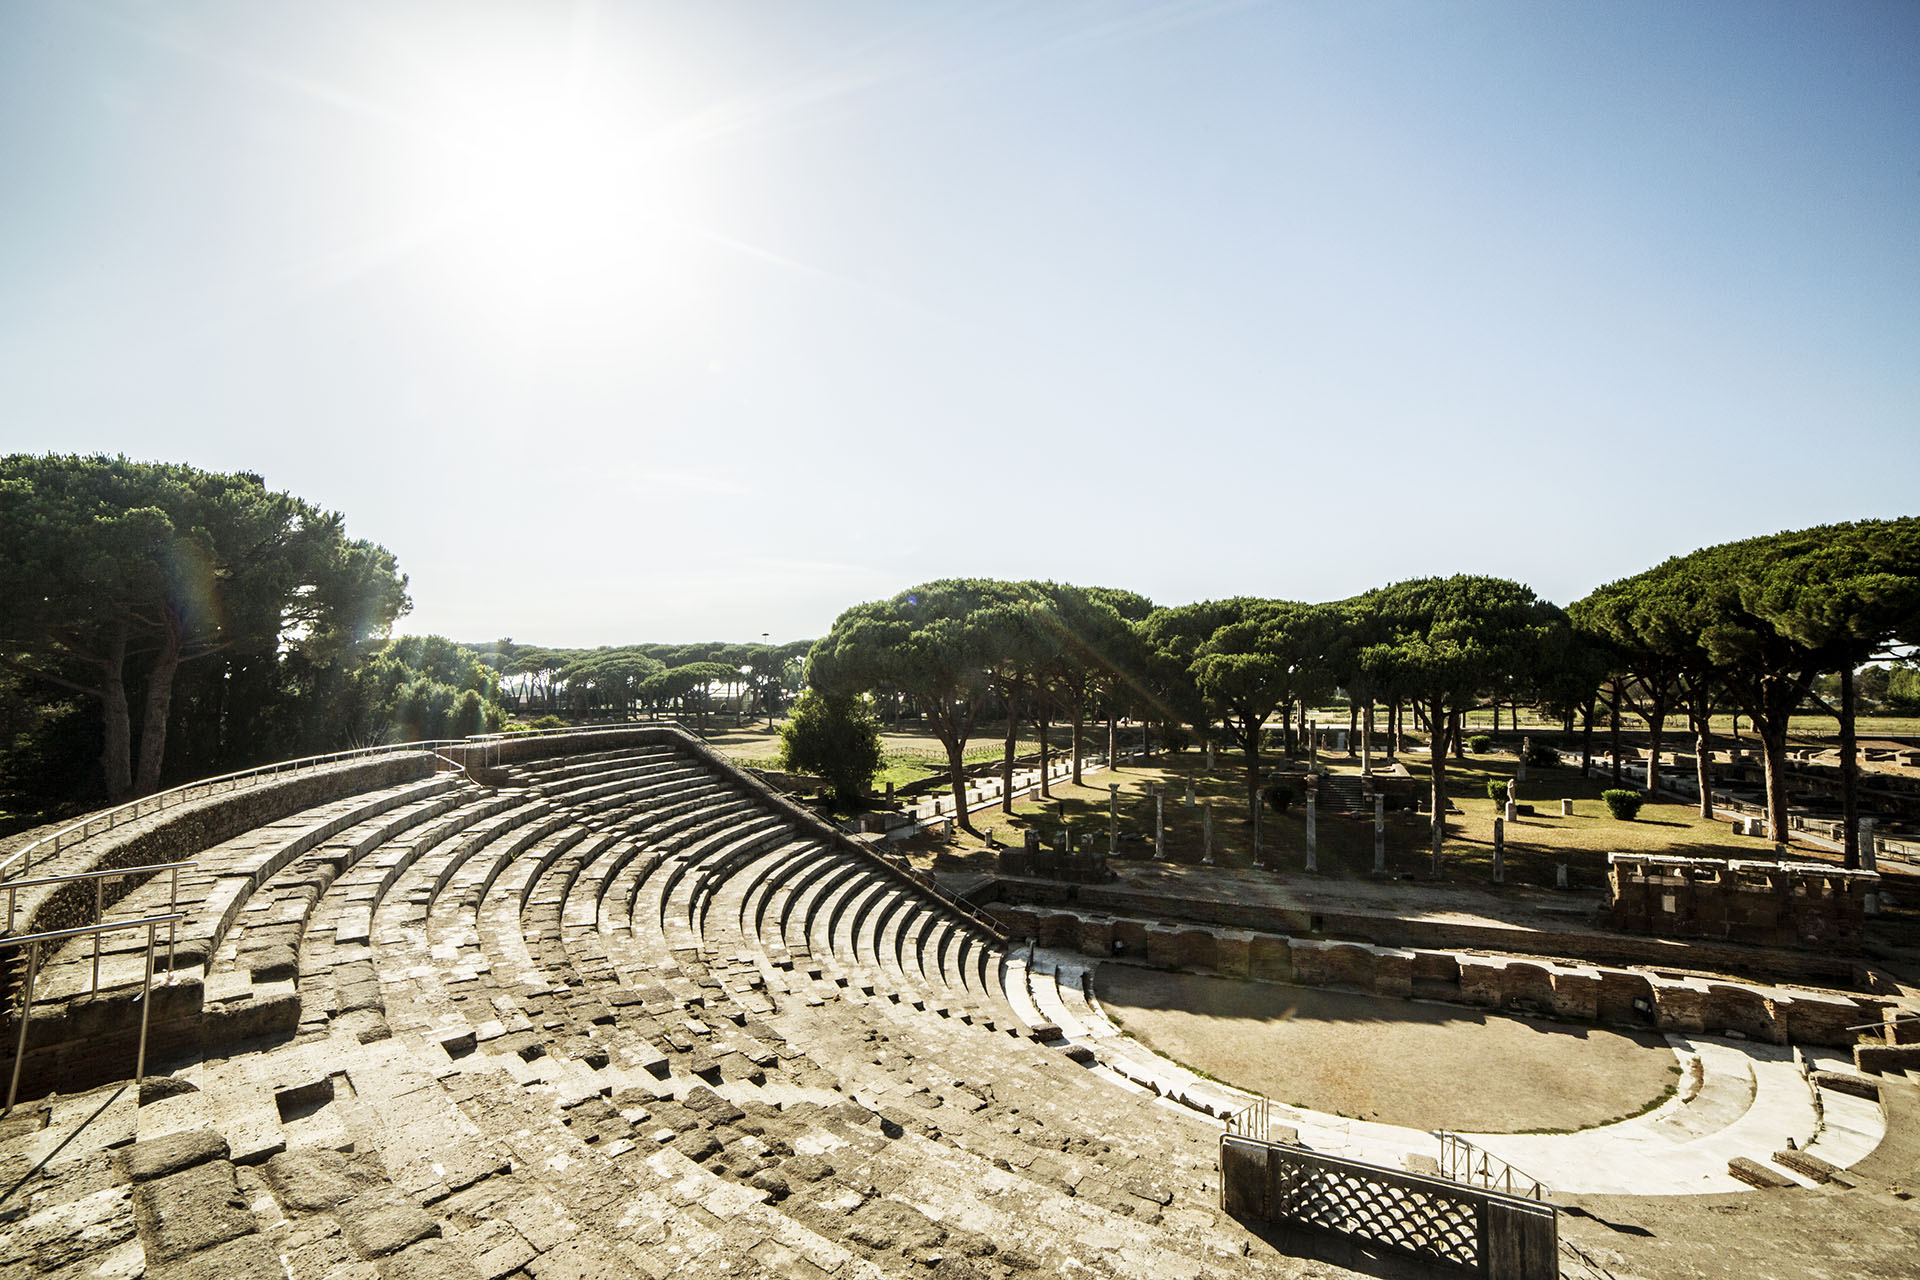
<box><xmin>892</xmin><ymin>740</ymin><xmax>1825</xmax><ymax>891</ymax></box>
<box><xmin>700</xmin><ymin>721</ymin><xmax>1107</xmax><ymax>791</ymax></box>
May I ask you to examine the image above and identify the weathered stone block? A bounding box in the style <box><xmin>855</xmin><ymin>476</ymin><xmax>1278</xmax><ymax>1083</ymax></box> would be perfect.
<box><xmin>1248</xmin><ymin>935</ymin><xmax>1292</xmax><ymax>983</ymax></box>
<box><xmin>1371</xmin><ymin>950</ymin><xmax>1412</xmax><ymax>998</ymax></box>
<box><xmin>1650</xmin><ymin>980</ymin><xmax>1711</xmax><ymax>1034</ymax></box>
<box><xmin>1456</xmin><ymin>958</ymin><xmax>1505</xmax><ymax>1008</ymax></box>
<box><xmin>1213</xmin><ymin>931</ymin><xmax>1252</xmax><ymax>978</ymax></box>
<box><xmin>127</xmin><ymin>1128</ymin><xmax>229</xmax><ymax>1182</ymax></box>
<box><xmin>1176</xmin><ymin>928</ymin><xmax>1218</xmax><ymax>971</ymax></box>
<box><xmin>1144</xmin><ymin>925</ymin><xmax>1183</xmax><ymax>968</ymax></box>
<box><xmin>1548</xmin><ymin>968</ymin><xmax>1601</xmax><ymax>1021</ymax></box>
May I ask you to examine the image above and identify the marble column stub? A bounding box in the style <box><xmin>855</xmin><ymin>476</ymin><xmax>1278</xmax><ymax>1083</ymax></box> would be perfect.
<box><xmin>1305</xmin><ymin>795</ymin><xmax>1318</xmax><ymax>873</ymax></box>
<box><xmin>1373</xmin><ymin>794</ymin><xmax>1386</xmax><ymax>874</ymax></box>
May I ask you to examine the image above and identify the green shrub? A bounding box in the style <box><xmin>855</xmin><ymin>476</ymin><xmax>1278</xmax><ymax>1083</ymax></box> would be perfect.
<box><xmin>1486</xmin><ymin>779</ymin><xmax>1510</xmax><ymax>805</ymax></box>
<box><xmin>1602</xmin><ymin>789</ymin><xmax>1646</xmax><ymax>820</ymax></box>
<box><xmin>1265</xmin><ymin>783</ymin><xmax>1294</xmax><ymax>813</ymax></box>
<box><xmin>780</xmin><ymin>690</ymin><xmax>884</xmax><ymax>805</ymax></box>
<box><xmin>1526</xmin><ymin>742</ymin><xmax>1561</xmax><ymax>768</ymax></box>
<box><xmin>1467</xmin><ymin>734</ymin><xmax>1494</xmax><ymax>753</ymax></box>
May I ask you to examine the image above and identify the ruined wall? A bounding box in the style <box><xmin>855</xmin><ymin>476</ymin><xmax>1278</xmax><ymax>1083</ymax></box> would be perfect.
<box><xmin>1605</xmin><ymin>854</ymin><xmax>1877</xmax><ymax>953</ymax></box>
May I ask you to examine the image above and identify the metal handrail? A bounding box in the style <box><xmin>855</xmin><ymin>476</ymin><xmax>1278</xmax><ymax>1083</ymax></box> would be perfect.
<box><xmin>0</xmin><ymin>739</ymin><xmax>470</xmax><ymax>881</ymax></box>
<box><xmin>1226</xmin><ymin>1098</ymin><xmax>1270</xmax><ymax>1143</ymax></box>
<box><xmin>2</xmin><ymin>912</ymin><xmax>185</xmax><ymax>1114</ymax></box>
<box><xmin>0</xmin><ymin>720</ymin><xmax>701</xmax><ymax>882</ymax></box>
<box><xmin>1846</xmin><ymin>1011</ymin><xmax>1920</xmax><ymax>1033</ymax></box>
<box><xmin>4</xmin><ymin>860</ymin><xmax>190</xmax><ymax>987</ymax></box>
<box><xmin>1433</xmin><ymin>1130</ymin><xmax>1550</xmax><ymax>1201</ymax></box>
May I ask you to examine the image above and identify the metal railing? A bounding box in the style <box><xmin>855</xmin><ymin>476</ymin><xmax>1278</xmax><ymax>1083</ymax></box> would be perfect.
<box><xmin>4</xmin><ymin>861</ymin><xmax>190</xmax><ymax>986</ymax></box>
<box><xmin>0</xmin><ymin>721</ymin><xmax>703</xmax><ymax>883</ymax></box>
<box><xmin>1226</xmin><ymin>1097</ymin><xmax>1271</xmax><ymax>1143</ymax></box>
<box><xmin>0</xmin><ymin>739</ymin><xmax>473</xmax><ymax>881</ymax></box>
<box><xmin>1434</xmin><ymin>1130</ymin><xmax>1551</xmax><ymax>1201</ymax></box>
<box><xmin>3</xmin><ymin>912</ymin><xmax>184</xmax><ymax>1114</ymax></box>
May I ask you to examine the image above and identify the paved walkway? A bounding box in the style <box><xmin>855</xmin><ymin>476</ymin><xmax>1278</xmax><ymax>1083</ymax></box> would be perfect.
<box><xmin>1021</xmin><ymin>947</ymin><xmax>1887</xmax><ymax>1197</ymax></box>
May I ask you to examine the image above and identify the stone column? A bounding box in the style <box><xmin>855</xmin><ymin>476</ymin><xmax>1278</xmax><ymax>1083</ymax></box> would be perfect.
<box><xmin>1492</xmin><ymin>818</ymin><xmax>1505</xmax><ymax>884</ymax></box>
<box><xmin>1186</xmin><ymin>779</ymin><xmax>1195</xmax><ymax>807</ymax></box>
<box><xmin>1373</xmin><ymin>794</ymin><xmax>1386</xmax><ymax>875</ymax></box>
<box><xmin>1504</xmin><ymin>795</ymin><xmax>1517</xmax><ymax>824</ymax></box>
<box><xmin>1154</xmin><ymin>787</ymin><xmax>1165</xmax><ymax>860</ymax></box>
<box><xmin>1206</xmin><ymin>742</ymin><xmax>1214</xmax><ymax>771</ymax></box>
<box><xmin>1517</xmin><ymin>735</ymin><xmax>1530</xmax><ymax>783</ymax></box>
<box><xmin>1308</xmin><ymin>722</ymin><xmax>1317</xmax><ymax>768</ymax></box>
<box><xmin>1861</xmin><ymin>818</ymin><xmax>1878</xmax><ymax>873</ymax></box>
<box><xmin>1305</xmin><ymin>794</ymin><xmax>1318</xmax><ymax>873</ymax></box>
<box><xmin>1202</xmin><ymin>800</ymin><xmax>1214</xmax><ymax>865</ymax></box>
<box><xmin>1108</xmin><ymin>783</ymin><xmax>1119</xmax><ymax>856</ymax></box>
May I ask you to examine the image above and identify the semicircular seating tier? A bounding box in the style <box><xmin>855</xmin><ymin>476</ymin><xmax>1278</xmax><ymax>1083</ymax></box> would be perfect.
<box><xmin>2</xmin><ymin>728</ymin><xmax>1308</xmax><ymax>1280</ymax></box>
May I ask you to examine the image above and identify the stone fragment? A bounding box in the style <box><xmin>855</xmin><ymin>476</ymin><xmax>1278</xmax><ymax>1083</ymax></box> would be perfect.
<box><xmin>126</xmin><ymin>1128</ymin><xmax>229</xmax><ymax>1182</ymax></box>
<box><xmin>264</xmin><ymin>1149</ymin><xmax>357</xmax><ymax>1211</ymax></box>
<box><xmin>137</xmin><ymin>1161</ymin><xmax>256</xmax><ymax>1263</ymax></box>
<box><xmin>148</xmin><ymin>1229</ymin><xmax>282</xmax><ymax>1279</ymax></box>
<box><xmin>377</xmin><ymin>1236</ymin><xmax>484</xmax><ymax>1280</ymax></box>
<box><xmin>339</xmin><ymin>1189</ymin><xmax>442</xmax><ymax>1258</ymax></box>
<box><xmin>0</xmin><ymin>1185</ymin><xmax>133</xmax><ymax>1272</ymax></box>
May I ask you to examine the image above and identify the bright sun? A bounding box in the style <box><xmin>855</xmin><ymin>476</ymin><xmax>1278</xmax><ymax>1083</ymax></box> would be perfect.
<box><xmin>396</xmin><ymin>50</ymin><xmax>692</xmax><ymax>315</ymax></box>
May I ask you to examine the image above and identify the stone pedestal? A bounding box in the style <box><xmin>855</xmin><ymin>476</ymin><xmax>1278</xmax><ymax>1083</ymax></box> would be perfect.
<box><xmin>1304</xmin><ymin>795</ymin><xmax>1317</xmax><ymax>873</ymax></box>
<box><xmin>1492</xmin><ymin>818</ymin><xmax>1505</xmax><ymax>884</ymax></box>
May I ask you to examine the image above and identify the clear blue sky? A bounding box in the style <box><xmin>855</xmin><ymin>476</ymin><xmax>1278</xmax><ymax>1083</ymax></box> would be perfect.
<box><xmin>3</xmin><ymin>1</ymin><xmax>1915</xmax><ymax>645</ymax></box>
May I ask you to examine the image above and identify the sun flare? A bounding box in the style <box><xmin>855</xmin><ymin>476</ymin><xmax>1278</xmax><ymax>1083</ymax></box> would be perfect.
<box><xmin>395</xmin><ymin>50</ymin><xmax>693</xmax><ymax>312</ymax></box>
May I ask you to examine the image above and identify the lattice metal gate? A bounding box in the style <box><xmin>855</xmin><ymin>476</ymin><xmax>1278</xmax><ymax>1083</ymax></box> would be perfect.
<box><xmin>1221</xmin><ymin>1135</ymin><xmax>1557</xmax><ymax>1280</ymax></box>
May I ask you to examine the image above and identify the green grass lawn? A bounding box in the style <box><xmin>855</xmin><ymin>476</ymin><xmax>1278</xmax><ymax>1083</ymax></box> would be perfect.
<box><xmin>901</xmin><ymin>741</ymin><xmax>1801</xmax><ymax>891</ymax></box>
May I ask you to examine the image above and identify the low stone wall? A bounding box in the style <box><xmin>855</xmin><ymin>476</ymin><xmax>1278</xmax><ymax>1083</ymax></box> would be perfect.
<box><xmin>1606</xmin><ymin>853</ymin><xmax>1878</xmax><ymax>952</ymax></box>
<box><xmin>977</xmin><ymin>876</ymin><xmax>1867</xmax><ymax>986</ymax></box>
<box><xmin>989</xmin><ymin>904</ymin><xmax>1883</xmax><ymax>1048</ymax></box>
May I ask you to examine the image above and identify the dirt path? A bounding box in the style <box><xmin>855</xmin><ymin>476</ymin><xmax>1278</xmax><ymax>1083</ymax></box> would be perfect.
<box><xmin>1095</xmin><ymin>965</ymin><xmax>1680</xmax><ymax>1134</ymax></box>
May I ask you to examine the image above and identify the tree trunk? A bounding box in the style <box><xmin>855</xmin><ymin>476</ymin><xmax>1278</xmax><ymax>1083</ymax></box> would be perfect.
<box><xmin>1758</xmin><ymin>716</ymin><xmax>1791</xmax><ymax>845</ymax></box>
<box><xmin>1642</xmin><ymin>682</ymin><xmax>1669</xmax><ymax>799</ymax></box>
<box><xmin>1070</xmin><ymin>701</ymin><xmax>1084</xmax><ymax>787</ymax></box>
<box><xmin>1579</xmin><ymin>693</ymin><xmax>1596</xmax><ymax>776</ymax></box>
<box><xmin>1428</xmin><ymin>696</ymin><xmax>1448</xmax><ymax>877</ymax></box>
<box><xmin>1038</xmin><ymin>708</ymin><xmax>1052</xmax><ymax>800</ymax></box>
<box><xmin>1449</xmin><ymin>709</ymin><xmax>1464</xmax><ymax>761</ymax></box>
<box><xmin>1389</xmin><ymin>698</ymin><xmax>1401</xmax><ymax>757</ymax></box>
<box><xmin>1244</xmin><ymin>732</ymin><xmax>1261</xmax><ymax>826</ymax></box>
<box><xmin>1608</xmin><ymin>686</ymin><xmax>1623</xmax><ymax>786</ymax></box>
<box><xmin>1840</xmin><ymin>663</ymin><xmax>1860</xmax><ymax>868</ymax></box>
<box><xmin>1346</xmin><ymin>702</ymin><xmax>1358</xmax><ymax>756</ymax></box>
<box><xmin>90</xmin><ymin>622</ymin><xmax>133</xmax><ymax>802</ymax></box>
<box><xmin>943</xmin><ymin>733</ymin><xmax>975</xmax><ymax>835</ymax></box>
<box><xmin>1000</xmin><ymin>701</ymin><xmax>1019</xmax><ymax>815</ymax></box>
<box><xmin>1692</xmin><ymin>694</ymin><xmax>1715</xmax><ymax>820</ymax></box>
<box><xmin>1361</xmin><ymin>699</ymin><xmax>1374</xmax><ymax>775</ymax></box>
<box><xmin>1493</xmin><ymin>700</ymin><xmax>1501</xmax><ymax>733</ymax></box>
<box><xmin>1107</xmin><ymin>704</ymin><xmax>1118</xmax><ymax>769</ymax></box>
<box><xmin>134</xmin><ymin>619</ymin><xmax>184</xmax><ymax>796</ymax></box>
